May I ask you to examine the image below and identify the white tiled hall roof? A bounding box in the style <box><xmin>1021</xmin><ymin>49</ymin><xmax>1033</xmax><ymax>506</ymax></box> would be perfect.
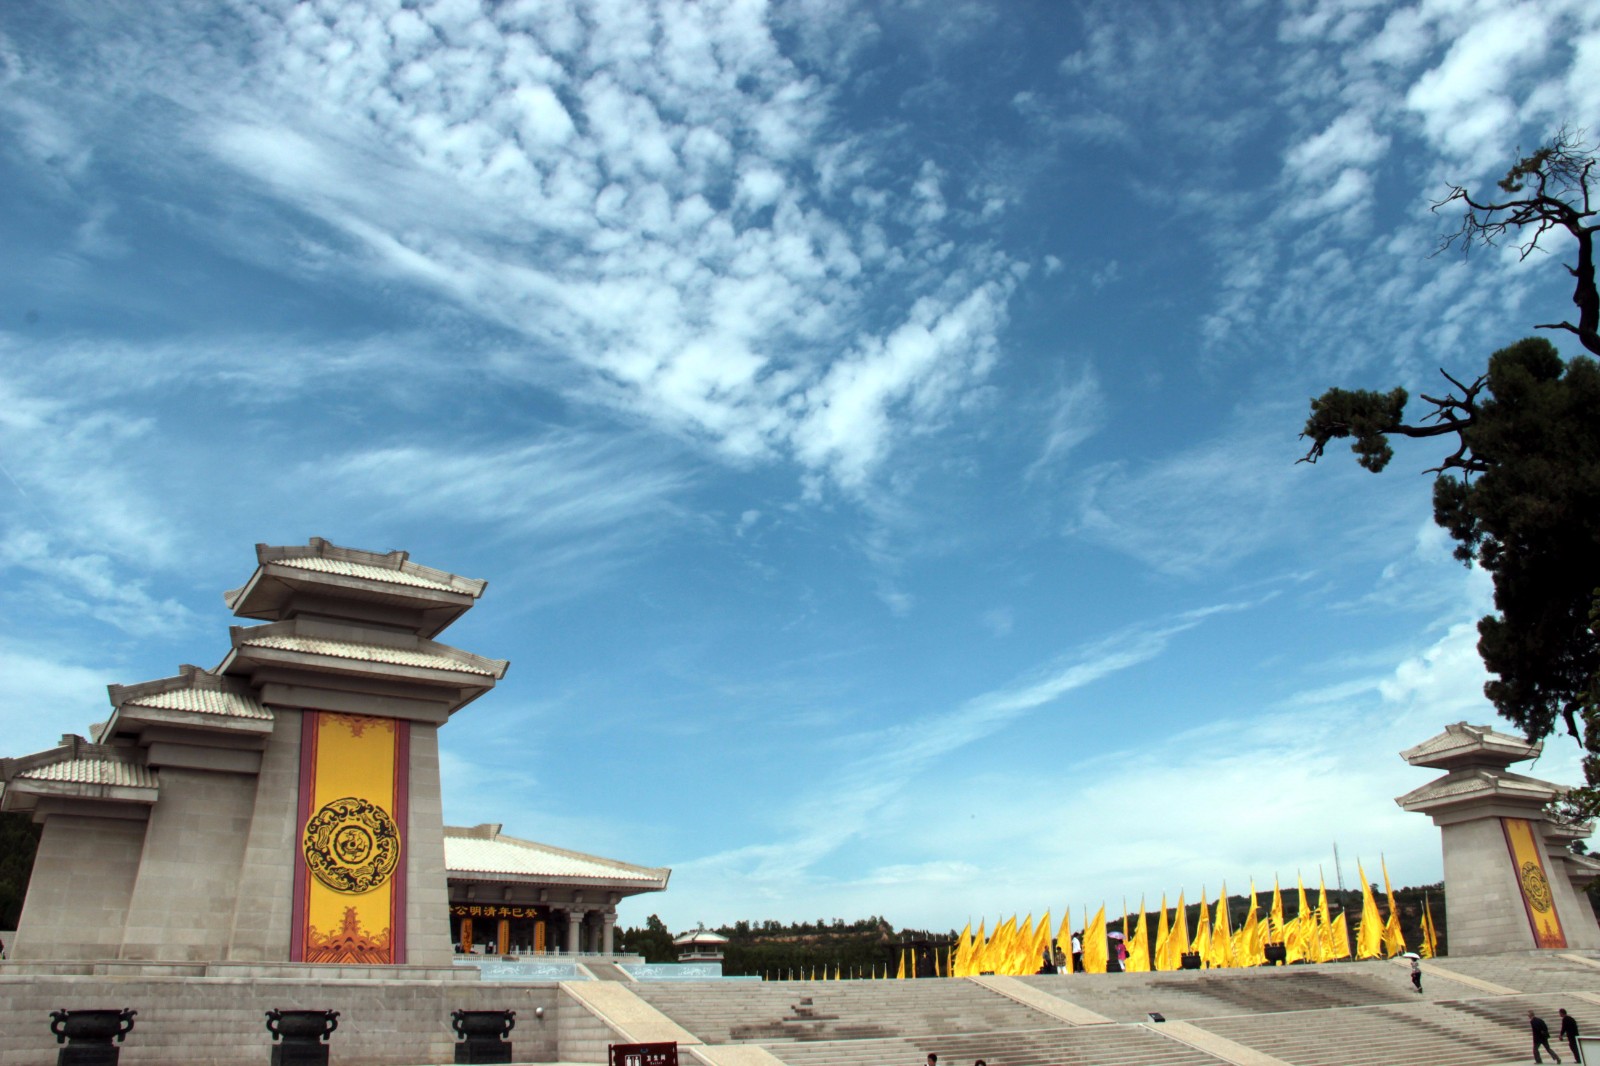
<box><xmin>445</xmin><ymin>826</ymin><xmax>669</xmax><ymax>887</ymax></box>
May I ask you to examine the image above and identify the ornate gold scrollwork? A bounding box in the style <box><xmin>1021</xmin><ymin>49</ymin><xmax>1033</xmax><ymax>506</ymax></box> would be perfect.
<box><xmin>1521</xmin><ymin>860</ymin><xmax>1554</xmax><ymax>913</ymax></box>
<box><xmin>303</xmin><ymin>796</ymin><xmax>401</xmax><ymax>894</ymax></box>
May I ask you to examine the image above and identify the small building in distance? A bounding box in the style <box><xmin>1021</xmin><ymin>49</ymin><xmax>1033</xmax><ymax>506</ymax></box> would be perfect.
<box><xmin>673</xmin><ymin>924</ymin><xmax>729</xmax><ymax>963</ymax></box>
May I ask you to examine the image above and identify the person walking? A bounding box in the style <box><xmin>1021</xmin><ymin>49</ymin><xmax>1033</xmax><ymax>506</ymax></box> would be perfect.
<box><xmin>1410</xmin><ymin>957</ymin><xmax>1422</xmax><ymax>993</ymax></box>
<box><xmin>1531</xmin><ymin>1010</ymin><xmax>1561</xmax><ymax>1064</ymax></box>
<box><xmin>1070</xmin><ymin>932</ymin><xmax>1082</xmax><ymax>973</ymax></box>
<box><xmin>1560</xmin><ymin>1009</ymin><xmax>1582</xmax><ymax>1063</ymax></box>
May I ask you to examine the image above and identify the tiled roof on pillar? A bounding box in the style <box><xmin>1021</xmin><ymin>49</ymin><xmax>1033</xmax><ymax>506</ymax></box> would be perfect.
<box><xmin>19</xmin><ymin>758</ymin><xmax>159</xmax><ymax>788</ymax></box>
<box><xmin>1400</xmin><ymin>721</ymin><xmax>1542</xmax><ymax>771</ymax></box>
<box><xmin>1395</xmin><ymin>767</ymin><xmax>1562</xmax><ymax>814</ymax></box>
<box><xmin>0</xmin><ymin>734</ymin><xmax>159</xmax><ymax>813</ymax></box>
<box><xmin>273</xmin><ymin>554</ymin><xmax>465</xmax><ymax>592</ymax></box>
<box><xmin>102</xmin><ymin>665</ymin><xmax>272</xmax><ymax>742</ymax></box>
<box><xmin>238</xmin><ymin>631</ymin><xmax>506</xmax><ymax>677</ymax></box>
<box><xmin>224</xmin><ymin>538</ymin><xmax>489</xmax><ymax>638</ymax></box>
<box><xmin>222</xmin><ymin>619</ymin><xmax>509</xmax><ymax>694</ymax></box>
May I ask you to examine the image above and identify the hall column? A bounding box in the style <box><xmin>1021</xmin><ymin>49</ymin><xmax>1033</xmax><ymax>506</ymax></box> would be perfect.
<box><xmin>602</xmin><ymin>910</ymin><xmax>617</xmax><ymax>955</ymax></box>
<box><xmin>567</xmin><ymin>908</ymin><xmax>585</xmax><ymax>955</ymax></box>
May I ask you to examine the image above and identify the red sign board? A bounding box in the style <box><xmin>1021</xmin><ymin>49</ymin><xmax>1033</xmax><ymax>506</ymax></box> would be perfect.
<box><xmin>610</xmin><ymin>1043</ymin><xmax>678</xmax><ymax>1066</ymax></box>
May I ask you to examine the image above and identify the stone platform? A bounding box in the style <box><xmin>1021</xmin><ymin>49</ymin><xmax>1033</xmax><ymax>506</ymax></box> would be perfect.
<box><xmin>6</xmin><ymin>952</ymin><xmax>1600</xmax><ymax>1066</ymax></box>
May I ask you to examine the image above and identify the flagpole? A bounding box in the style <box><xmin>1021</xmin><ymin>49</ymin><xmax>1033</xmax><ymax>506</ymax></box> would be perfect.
<box><xmin>1330</xmin><ymin>845</ymin><xmax>1355</xmax><ymax>960</ymax></box>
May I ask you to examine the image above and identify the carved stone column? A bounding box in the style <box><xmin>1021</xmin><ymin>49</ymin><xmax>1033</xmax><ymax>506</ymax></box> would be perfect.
<box><xmin>567</xmin><ymin>909</ymin><xmax>584</xmax><ymax>955</ymax></box>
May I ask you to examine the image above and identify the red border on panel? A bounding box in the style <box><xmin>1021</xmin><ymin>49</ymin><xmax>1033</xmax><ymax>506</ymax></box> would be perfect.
<box><xmin>391</xmin><ymin>720</ymin><xmax>411</xmax><ymax>964</ymax></box>
<box><xmin>289</xmin><ymin>710</ymin><xmax>320</xmax><ymax>962</ymax></box>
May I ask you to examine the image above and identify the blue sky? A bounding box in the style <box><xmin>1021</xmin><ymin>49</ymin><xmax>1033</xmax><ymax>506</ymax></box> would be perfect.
<box><xmin>2</xmin><ymin>0</ymin><xmax>1597</xmax><ymax>933</ymax></box>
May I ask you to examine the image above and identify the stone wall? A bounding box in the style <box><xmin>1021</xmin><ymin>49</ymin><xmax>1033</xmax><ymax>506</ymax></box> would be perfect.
<box><xmin>12</xmin><ymin>814</ymin><xmax>146</xmax><ymax>961</ymax></box>
<box><xmin>404</xmin><ymin>723</ymin><xmax>453</xmax><ymax>967</ymax></box>
<box><xmin>557</xmin><ymin>986</ymin><xmax>625</xmax><ymax>1063</ymax></box>
<box><xmin>1441</xmin><ymin>816</ymin><xmax>1526</xmax><ymax>954</ymax></box>
<box><xmin>121</xmin><ymin>767</ymin><xmax>257</xmax><ymax>962</ymax></box>
<box><xmin>227</xmin><ymin>708</ymin><xmax>302</xmax><ymax>962</ymax></box>
<box><xmin>0</xmin><ymin>971</ymin><xmax>562</xmax><ymax>1066</ymax></box>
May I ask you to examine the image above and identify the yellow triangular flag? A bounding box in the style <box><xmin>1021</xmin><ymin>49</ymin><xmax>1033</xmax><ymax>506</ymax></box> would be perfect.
<box><xmin>1082</xmin><ymin>906</ymin><xmax>1108</xmax><ymax>973</ymax></box>
<box><xmin>1170</xmin><ymin>892</ymin><xmax>1190</xmax><ymax>969</ymax></box>
<box><xmin>1269</xmin><ymin>876</ymin><xmax>1285</xmax><ymax>942</ymax></box>
<box><xmin>1208</xmin><ymin>884</ymin><xmax>1233</xmax><ymax>969</ymax></box>
<box><xmin>1381</xmin><ymin>857</ymin><xmax>1407</xmax><ymax>957</ymax></box>
<box><xmin>1356</xmin><ymin>861</ymin><xmax>1383</xmax><ymax>959</ymax></box>
<box><xmin>1193</xmin><ymin>890</ymin><xmax>1212</xmax><ymax>963</ymax></box>
<box><xmin>1153</xmin><ymin>894</ymin><xmax>1173</xmax><ymax>971</ymax></box>
<box><xmin>1126</xmin><ymin>897</ymin><xmax>1151</xmax><ymax>971</ymax></box>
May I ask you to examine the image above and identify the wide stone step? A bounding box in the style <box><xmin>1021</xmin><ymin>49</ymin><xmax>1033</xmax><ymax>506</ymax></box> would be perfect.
<box><xmin>756</xmin><ymin>1025</ymin><xmax>1231</xmax><ymax>1066</ymax></box>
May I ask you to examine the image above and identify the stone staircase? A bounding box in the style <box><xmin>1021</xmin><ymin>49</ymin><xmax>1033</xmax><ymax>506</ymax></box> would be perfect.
<box><xmin>1014</xmin><ymin>960</ymin><xmax>1439</xmax><ymax>1022</ymax></box>
<box><xmin>1187</xmin><ymin>994</ymin><xmax>1545</xmax><ymax>1066</ymax></box>
<box><xmin>594</xmin><ymin>956</ymin><xmax>1600</xmax><ymax>1066</ymax></box>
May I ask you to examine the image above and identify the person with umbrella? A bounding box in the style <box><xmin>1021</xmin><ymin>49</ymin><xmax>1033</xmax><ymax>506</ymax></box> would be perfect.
<box><xmin>1109</xmin><ymin>931</ymin><xmax>1127</xmax><ymax>973</ymax></box>
<box><xmin>1402</xmin><ymin>951</ymin><xmax>1422</xmax><ymax>993</ymax></box>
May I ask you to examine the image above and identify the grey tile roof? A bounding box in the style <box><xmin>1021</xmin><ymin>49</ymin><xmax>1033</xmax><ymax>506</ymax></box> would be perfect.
<box><xmin>18</xmin><ymin>758</ymin><xmax>158</xmax><ymax>788</ymax></box>
<box><xmin>1400</xmin><ymin>721</ymin><xmax>1540</xmax><ymax>767</ymax></box>
<box><xmin>241</xmin><ymin>633</ymin><xmax>502</xmax><ymax>676</ymax></box>
<box><xmin>123</xmin><ymin>684</ymin><xmax>271</xmax><ymax>720</ymax></box>
<box><xmin>273</xmin><ymin>555</ymin><xmax>464</xmax><ymax>593</ymax></box>
<box><xmin>1395</xmin><ymin>768</ymin><xmax>1561</xmax><ymax>811</ymax></box>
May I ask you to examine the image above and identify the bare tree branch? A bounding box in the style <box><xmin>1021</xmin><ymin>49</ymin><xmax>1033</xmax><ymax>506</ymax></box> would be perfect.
<box><xmin>1432</xmin><ymin>127</ymin><xmax>1600</xmax><ymax>356</ymax></box>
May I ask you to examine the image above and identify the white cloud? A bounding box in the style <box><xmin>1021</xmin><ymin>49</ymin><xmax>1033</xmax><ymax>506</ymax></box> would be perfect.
<box><xmin>1404</xmin><ymin>5</ymin><xmax>1555</xmax><ymax>168</ymax></box>
<box><xmin>979</xmin><ymin>606</ymin><xmax>1013</xmax><ymax>637</ymax></box>
<box><xmin>666</xmin><ymin>601</ymin><xmax>1245</xmax><ymax>913</ymax></box>
<box><xmin>791</xmin><ymin>282</ymin><xmax>1011</xmax><ymax>491</ymax></box>
<box><xmin>5</xmin><ymin>0</ymin><xmax>1020</xmax><ymax>503</ymax></box>
<box><xmin>0</xmin><ymin>373</ymin><xmax>180</xmax><ymax>567</ymax></box>
<box><xmin>308</xmin><ymin>431</ymin><xmax>693</xmax><ymax>547</ymax></box>
<box><xmin>1070</xmin><ymin>425</ymin><xmax>1311</xmax><ymax>577</ymax></box>
<box><xmin>0</xmin><ymin>531</ymin><xmax>193</xmax><ymax>635</ymax></box>
<box><xmin>1025</xmin><ymin>364</ymin><xmax>1104</xmax><ymax>481</ymax></box>
<box><xmin>652</xmin><ymin>589</ymin><xmax>1560</xmax><ymax>929</ymax></box>
<box><xmin>0</xmin><ymin>641</ymin><xmax>119</xmax><ymax>757</ymax></box>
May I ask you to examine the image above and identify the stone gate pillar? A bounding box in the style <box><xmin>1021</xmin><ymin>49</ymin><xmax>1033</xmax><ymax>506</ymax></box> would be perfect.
<box><xmin>1397</xmin><ymin>722</ymin><xmax>1600</xmax><ymax>954</ymax></box>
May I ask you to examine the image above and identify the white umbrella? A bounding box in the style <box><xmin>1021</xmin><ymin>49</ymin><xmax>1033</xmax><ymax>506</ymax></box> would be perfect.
<box><xmin>1400</xmin><ymin>951</ymin><xmax>1421</xmax><ymax>959</ymax></box>
<box><xmin>1108</xmin><ymin>932</ymin><xmax>1126</xmax><ymax>940</ymax></box>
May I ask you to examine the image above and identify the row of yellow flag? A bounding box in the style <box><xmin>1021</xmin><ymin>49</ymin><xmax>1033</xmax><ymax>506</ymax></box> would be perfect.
<box><xmin>939</xmin><ymin>860</ymin><xmax>1439</xmax><ymax>976</ymax></box>
<box><xmin>764</xmin><ymin>860</ymin><xmax>1441</xmax><ymax>980</ymax></box>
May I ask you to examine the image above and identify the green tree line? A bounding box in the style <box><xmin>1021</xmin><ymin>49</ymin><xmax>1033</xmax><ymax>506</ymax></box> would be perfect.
<box><xmin>617</xmin><ymin>887</ymin><xmax>1452</xmax><ymax>974</ymax></box>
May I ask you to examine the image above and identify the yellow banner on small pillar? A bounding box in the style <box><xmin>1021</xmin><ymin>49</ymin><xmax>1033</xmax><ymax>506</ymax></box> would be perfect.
<box><xmin>1502</xmin><ymin>816</ymin><xmax>1566</xmax><ymax>949</ymax></box>
<box><xmin>292</xmin><ymin>711</ymin><xmax>410</xmax><ymax>964</ymax></box>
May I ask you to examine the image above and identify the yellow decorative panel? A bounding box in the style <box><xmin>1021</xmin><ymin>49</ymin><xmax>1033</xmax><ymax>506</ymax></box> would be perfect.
<box><xmin>292</xmin><ymin>712</ymin><xmax>409</xmax><ymax>964</ymax></box>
